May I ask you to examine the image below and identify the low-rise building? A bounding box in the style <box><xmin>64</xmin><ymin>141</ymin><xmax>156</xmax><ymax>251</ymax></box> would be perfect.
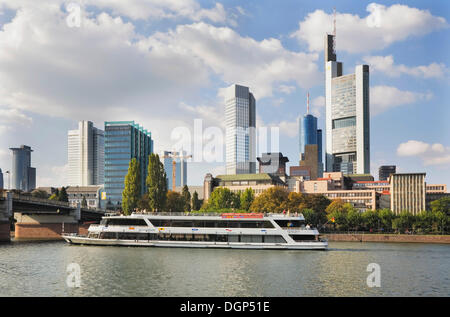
<box><xmin>203</xmin><ymin>173</ymin><xmax>286</xmax><ymax>200</ymax></box>
<box><xmin>66</xmin><ymin>185</ymin><xmax>105</xmax><ymax>209</ymax></box>
<box><xmin>389</xmin><ymin>173</ymin><xmax>426</xmax><ymax>215</ymax></box>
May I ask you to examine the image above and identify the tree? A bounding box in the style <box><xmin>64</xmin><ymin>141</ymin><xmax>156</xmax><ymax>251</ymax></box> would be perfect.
<box><xmin>392</xmin><ymin>211</ymin><xmax>414</xmax><ymax>233</ymax></box>
<box><xmin>58</xmin><ymin>187</ymin><xmax>69</xmax><ymax>202</ymax></box>
<box><xmin>137</xmin><ymin>194</ymin><xmax>150</xmax><ymax>211</ymax></box>
<box><xmin>191</xmin><ymin>191</ymin><xmax>201</xmax><ymax>211</ymax></box>
<box><xmin>81</xmin><ymin>196</ymin><xmax>88</xmax><ymax>208</ymax></box>
<box><xmin>347</xmin><ymin>208</ymin><xmax>363</xmax><ymax>231</ymax></box>
<box><xmin>282</xmin><ymin>192</ymin><xmax>306</xmax><ymax>214</ymax></box>
<box><xmin>146</xmin><ymin>153</ymin><xmax>167</xmax><ymax>212</ymax></box>
<box><xmin>430</xmin><ymin>197</ymin><xmax>450</xmax><ymax>216</ymax></box>
<box><xmin>240</xmin><ymin>188</ymin><xmax>255</xmax><ymax>211</ymax></box>
<box><xmin>49</xmin><ymin>193</ymin><xmax>58</xmax><ymax>200</ymax></box>
<box><xmin>325</xmin><ymin>199</ymin><xmax>347</xmax><ymax>214</ymax></box>
<box><xmin>32</xmin><ymin>189</ymin><xmax>49</xmax><ymax>199</ymax></box>
<box><xmin>166</xmin><ymin>191</ymin><xmax>185</xmax><ymax>213</ymax></box>
<box><xmin>379</xmin><ymin>209</ymin><xmax>394</xmax><ymax>232</ymax></box>
<box><xmin>301</xmin><ymin>194</ymin><xmax>331</xmax><ymax>214</ymax></box>
<box><xmin>206</xmin><ymin>187</ymin><xmax>238</xmax><ymax>210</ymax></box>
<box><xmin>249</xmin><ymin>187</ymin><xmax>289</xmax><ymax>213</ymax></box>
<box><xmin>182</xmin><ymin>185</ymin><xmax>191</xmax><ymax>212</ymax></box>
<box><xmin>122</xmin><ymin>158</ymin><xmax>141</xmax><ymax>215</ymax></box>
<box><xmin>362</xmin><ymin>209</ymin><xmax>380</xmax><ymax>231</ymax></box>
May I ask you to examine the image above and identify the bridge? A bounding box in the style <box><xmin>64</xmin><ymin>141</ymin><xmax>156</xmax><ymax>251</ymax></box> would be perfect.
<box><xmin>0</xmin><ymin>191</ymin><xmax>105</xmax><ymax>242</ymax></box>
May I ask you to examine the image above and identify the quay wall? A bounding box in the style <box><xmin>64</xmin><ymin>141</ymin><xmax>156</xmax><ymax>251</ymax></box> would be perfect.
<box><xmin>0</xmin><ymin>221</ymin><xmax>10</xmax><ymax>242</ymax></box>
<box><xmin>324</xmin><ymin>233</ymin><xmax>450</xmax><ymax>244</ymax></box>
<box><xmin>15</xmin><ymin>223</ymin><xmax>78</xmax><ymax>240</ymax></box>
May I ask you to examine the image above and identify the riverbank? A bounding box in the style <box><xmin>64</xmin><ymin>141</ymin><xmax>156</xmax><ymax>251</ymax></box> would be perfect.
<box><xmin>323</xmin><ymin>233</ymin><xmax>450</xmax><ymax>243</ymax></box>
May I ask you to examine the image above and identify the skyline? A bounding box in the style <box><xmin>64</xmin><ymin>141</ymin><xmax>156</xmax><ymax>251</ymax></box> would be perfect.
<box><xmin>0</xmin><ymin>0</ymin><xmax>449</xmax><ymax>187</ymax></box>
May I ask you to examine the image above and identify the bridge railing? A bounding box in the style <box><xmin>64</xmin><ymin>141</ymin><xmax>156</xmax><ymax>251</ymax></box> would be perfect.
<box><xmin>4</xmin><ymin>192</ymin><xmax>71</xmax><ymax>207</ymax></box>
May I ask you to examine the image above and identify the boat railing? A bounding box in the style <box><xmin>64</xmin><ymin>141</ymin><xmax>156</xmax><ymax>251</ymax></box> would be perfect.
<box><xmin>131</xmin><ymin>211</ymin><xmax>304</xmax><ymax>218</ymax></box>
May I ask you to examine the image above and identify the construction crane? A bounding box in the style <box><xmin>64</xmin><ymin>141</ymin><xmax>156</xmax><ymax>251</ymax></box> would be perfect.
<box><xmin>163</xmin><ymin>151</ymin><xmax>192</xmax><ymax>191</ymax></box>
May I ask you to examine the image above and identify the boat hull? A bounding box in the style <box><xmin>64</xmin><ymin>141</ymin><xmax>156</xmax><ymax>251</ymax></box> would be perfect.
<box><xmin>62</xmin><ymin>235</ymin><xmax>328</xmax><ymax>250</ymax></box>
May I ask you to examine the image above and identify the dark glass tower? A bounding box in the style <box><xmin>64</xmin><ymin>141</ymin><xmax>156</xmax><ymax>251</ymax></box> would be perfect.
<box><xmin>104</xmin><ymin>121</ymin><xmax>153</xmax><ymax>208</ymax></box>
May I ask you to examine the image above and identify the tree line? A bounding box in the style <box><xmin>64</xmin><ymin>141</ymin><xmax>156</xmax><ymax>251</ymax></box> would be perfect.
<box><xmin>121</xmin><ymin>153</ymin><xmax>201</xmax><ymax>214</ymax></box>
<box><xmin>201</xmin><ymin>186</ymin><xmax>450</xmax><ymax>234</ymax></box>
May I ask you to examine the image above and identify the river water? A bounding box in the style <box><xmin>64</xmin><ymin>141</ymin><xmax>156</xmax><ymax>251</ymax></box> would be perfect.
<box><xmin>0</xmin><ymin>240</ymin><xmax>448</xmax><ymax>296</ymax></box>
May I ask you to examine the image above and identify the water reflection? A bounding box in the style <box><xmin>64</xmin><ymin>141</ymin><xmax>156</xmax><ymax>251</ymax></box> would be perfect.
<box><xmin>0</xmin><ymin>241</ymin><xmax>449</xmax><ymax>296</ymax></box>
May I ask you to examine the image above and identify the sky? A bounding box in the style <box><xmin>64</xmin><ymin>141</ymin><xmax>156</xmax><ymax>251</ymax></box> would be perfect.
<box><xmin>0</xmin><ymin>0</ymin><xmax>449</xmax><ymax>187</ymax></box>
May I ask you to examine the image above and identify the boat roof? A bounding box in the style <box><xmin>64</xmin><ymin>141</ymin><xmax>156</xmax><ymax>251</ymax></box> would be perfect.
<box><xmin>102</xmin><ymin>213</ymin><xmax>305</xmax><ymax>221</ymax></box>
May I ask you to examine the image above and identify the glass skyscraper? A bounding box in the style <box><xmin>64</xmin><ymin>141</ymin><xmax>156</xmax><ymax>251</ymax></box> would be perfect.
<box><xmin>225</xmin><ymin>84</ymin><xmax>256</xmax><ymax>175</ymax></box>
<box><xmin>325</xmin><ymin>34</ymin><xmax>370</xmax><ymax>175</ymax></box>
<box><xmin>298</xmin><ymin>106</ymin><xmax>323</xmax><ymax>178</ymax></box>
<box><xmin>161</xmin><ymin>150</ymin><xmax>188</xmax><ymax>190</ymax></box>
<box><xmin>104</xmin><ymin>121</ymin><xmax>153</xmax><ymax>207</ymax></box>
<box><xmin>9</xmin><ymin>145</ymin><xmax>36</xmax><ymax>192</ymax></box>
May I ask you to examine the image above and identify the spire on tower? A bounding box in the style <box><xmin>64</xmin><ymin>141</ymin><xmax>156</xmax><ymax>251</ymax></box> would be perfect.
<box><xmin>332</xmin><ymin>7</ymin><xmax>336</xmax><ymax>55</ymax></box>
<box><xmin>307</xmin><ymin>92</ymin><xmax>310</xmax><ymax>114</ymax></box>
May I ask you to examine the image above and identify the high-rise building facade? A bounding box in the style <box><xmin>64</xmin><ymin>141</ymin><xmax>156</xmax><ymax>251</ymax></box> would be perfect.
<box><xmin>68</xmin><ymin>121</ymin><xmax>104</xmax><ymax>186</ymax></box>
<box><xmin>325</xmin><ymin>34</ymin><xmax>370</xmax><ymax>175</ymax></box>
<box><xmin>298</xmin><ymin>94</ymin><xmax>323</xmax><ymax>178</ymax></box>
<box><xmin>390</xmin><ymin>173</ymin><xmax>426</xmax><ymax>215</ymax></box>
<box><xmin>379</xmin><ymin>165</ymin><xmax>396</xmax><ymax>181</ymax></box>
<box><xmin>225</xmin><ymin>84</ymin><xmax>256</xmax><ymax>175</ymax></box>
<box><xmin>104</xmin><ymin>121</ymin><xmax>153</xmax><ymax>207</ymax></box>
<box><xmin>0</xmin><ymin>168</ymin><xmax>3</xmax><ymax>189</ymax></box>
<box><xmin>162</xmin><ymin>150</ymin><xmax>188</xmax><ymax>190</ymax></box>
<box><xmin>9</xmin><ymin>145</ymin><xmax>36</xmax><ymax>192</ymax></box>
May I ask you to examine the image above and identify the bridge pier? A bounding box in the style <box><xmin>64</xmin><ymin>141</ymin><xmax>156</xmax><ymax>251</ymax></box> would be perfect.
<box><xmin>0</xmin><ymin>191</ymin><xmax>12</xmax><ymax>242</ymax></box>
<box><xmin>14</xmin><ymin>213</ymin><xmax>79</xmax><ymax>240</ymax></box>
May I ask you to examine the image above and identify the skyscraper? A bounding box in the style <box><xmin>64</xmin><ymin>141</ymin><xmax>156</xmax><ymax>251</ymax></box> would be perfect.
<box><xmin>379</xmin><ymin>165</ymin><xmax>396</xmax><ymax>181</ymax></box>
<box><xmin>162</xmin><ymin>150</ymin><xmax>188</xmax><ymax>190</ymax></box>
<box><xmin>68</xmin><ymin>121</ymin><xmax>104</xmax><ymax>186</ymax></box>
<box><xmin>225</xmin><ymin>84</ymin><xmax>256</xmax><ymax>175</ymax></box>
<box><xmin>0</xmin><ymin>168</ymin><xmax>3</xmax><ymax>190</ymax></box>
<box><xmin>298</xmin><ymin>93</ymin><xmax>323</xmax><ymax>178</ymax></box>
<box><xmin>324</xmin><ymin>33</ymin><xmax>370</xmax><ymax>175</ymax></box>
<box><xmin>104</xmin><ymin>121</ymin><xmax>153</xmax><ymax>207</ymax></box>
<box><xmin>9</xmin><ymin>145</ymin><xmax>36</xmax><ymax>192</ymax></box>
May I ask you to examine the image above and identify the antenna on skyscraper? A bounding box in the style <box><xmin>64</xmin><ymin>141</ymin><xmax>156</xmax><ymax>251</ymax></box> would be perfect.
<box><xmin>332</xmin><ymin>7</ymin><xmax>336</xmax><ymax>55</ymax></box>
<box><xmin>307</xmin><ymin>92</ymin><xmax>310</xmax><ymax>114</ymax></box>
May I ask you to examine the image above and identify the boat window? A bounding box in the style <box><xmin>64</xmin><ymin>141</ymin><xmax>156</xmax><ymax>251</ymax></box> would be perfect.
<box><xmin>106</xmin><ymin>218</ymin><xmax>148</xmax><ymax>226</ymax></box>
<box><xmin>290</xmin><ymin>234</ymin><xmax>317</xmax><ymax>241</ymax></box>
<box><xmin>263</xmin><ymin>235</ymin><xmax>286</xmax><ymax>243</ymax></box>
<box><xmin>274</xmin><ymin>220</ymin><xmax>304</xmax><ymax>228</ymax></box>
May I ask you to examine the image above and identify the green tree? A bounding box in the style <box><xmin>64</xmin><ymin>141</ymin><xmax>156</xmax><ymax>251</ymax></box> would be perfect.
<box><xmin>166</xmin><ymin>191</ymin><xmax>185</xmax><ymax>213</ymax></box>
<box><xmin>49</xmin><ymin>193</ymin><xmax>58</xmax><ymax>200</ymax></box>
<box><xmin>362</xmin><ymin>209</ymin><xmax>380</xmax><ymax>231</ymax></box>
<box><xmin>240</xmin><ymin>188</ymin><xmax>254</xmax><ymax>211</ymax></box>
<box><xmin>58</xmin><ymin>187</ymin><xmax>69</xmax><ymax>202</ymax></box>
<box><xmin>81</xmin><ymin>196</ymin><xmax>88</xmax><ymax>208</ymax></box>
<box><xmin>191</xmin><ymin>191</ymin><xmax>201</xmax><ymax>211</ymax></box>
<box><xmin>379</xmin><ymin>208</ymin><xmax>394</xmax><ymax>232</ymax></box>
<box><xmin>182</xmin><ymin>185</ymin><xmax>191</xmax><ymax>212</ymax></box>
<box><xmin>122</xmin><ymin>158</ymin><xmax>141</xmax><ymax>215</ymax></box>
<box><xmin>430</xmin><ymin>197</ymin><xmax>450</xmax><ymax>216</ymax></box>
<box><xmin>249</xmin><ymin>187</ymin><xmax>289</xmax><ymax>213</ymax></box>
<box><xmin>433</xmin><ymin>211</ymin><xmax>448</xmax><ymax>234</ymax></box>
<box><xmin>206</xmin><ymin>187</ymin><xmax>237</xmax><ymax>210</ymax></box>
<box><xmin>137</xmin><ymin>194</ymin><xmax>150</xmax><ymax>211</ymax></box>
<box><xmin>325</xmin><ymin>199</ymin><xmax>347</xmax><ymax>214</ymax></box>
<box><xmin>146</xmin><ymin>154</ymin><xmax>167</xmax><ymax>212</ymax></box>
<box><xmin>392</xmin><ymin>211</ymin><xmax>414</xmax><ymax>233</ymax></box>
<box><xmin>282</xmin><ymin>192</ymin><xmax>306</xmax><ymax>213</ymax></box>
<box><xmin>347</xmin><ymin>208</ymin><xmax>363</xmax><ymax>231</ymax></box>
<box><xmin>301</xmin><ymin>194</ymin><xmax>331</xmax><ymax>214</ymax></box>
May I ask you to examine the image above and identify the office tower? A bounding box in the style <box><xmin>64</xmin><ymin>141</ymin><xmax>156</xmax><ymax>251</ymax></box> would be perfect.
<box><xmin>298</xmin><ymin>93</ymin><xmax>323</xmax><ymax>178</ymax></box>
<box><xmin>379</xmin><ymin>165</ymin><xmax>396</xmax><ymax>181</ymax></box>
<box><xmin>9</xmin><ymin>145</ymin><xmax>36</xmax><ymax>192</ymax></box>
<box><xmin>104</xmin><ymin>121</ymin><xmax>153</xmax><ymax>207</ymax></box>
<box><xmin>225</xmin><ymin>84</ymin><xmax>256</xmax><ymax>175</ymax></box>
<box><xmin>324</xmin><ymin>32</ymin><xmax>370</xmax><ymax>175</ymax></box>
<box><xmin>257</xmin><ymin>152</ymin><xmax>289</xmax><ymax>176</ymax></box>
<box><xmin>68</xmin><ymin>121</ymin><xmax>104</xmax><ymax>186</ymax></box>
<box><xmin>390</xmin><ymin>173</ymin><xmax>426</xmax><ymax>215</ymax></box>
<box><xmin>162</xmin><ymin>150</ymin><xmax>188</xmax><ymax>190</ymax></box>
<box><xmin>0</xmin><ymin>168</ymin><xmax>3</xmax><ymax>189</ymax></box>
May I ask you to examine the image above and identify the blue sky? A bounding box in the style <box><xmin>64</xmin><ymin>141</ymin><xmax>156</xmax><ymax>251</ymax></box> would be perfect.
<box><xmin>0</xmin><ymin>0</ymin><xmax>448</xmax><ymax>187</ymax></box>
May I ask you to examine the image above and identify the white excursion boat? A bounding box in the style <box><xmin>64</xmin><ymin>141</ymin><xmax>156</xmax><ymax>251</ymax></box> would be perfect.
<box><xmin>62</xmin><ymin>212</ymin><xmax>328</xmax><ymax>250</ymax></box>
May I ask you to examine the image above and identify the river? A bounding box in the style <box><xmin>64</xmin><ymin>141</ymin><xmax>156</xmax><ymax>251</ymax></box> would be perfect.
<box><xmin>0</xmin><ymin>240</ymin><xmax>448</xmax><ymax>296</ymax></box>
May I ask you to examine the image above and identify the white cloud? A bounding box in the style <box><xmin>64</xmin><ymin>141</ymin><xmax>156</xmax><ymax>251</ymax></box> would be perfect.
<box><xmin>36</xmin><ymin>164</ymin><xmax>68</xmax><ymax>187</ymax></box>
<box><xmin>370</xmin><ymin>85</ymin><xmax>432</xmax><ymax>116</ymax></box>
<box><xmin>363</xmin><ymin>55</ymin><xmax>447</xmax><ymax>79</ymax></box>
<box><xmin>291</xmin><ymin>3</ymin><xmax>448</xmax><ymax>53</ymax></box>
<box><xmin>278</xmin><ymin>84</ymin><xmax>296</xmax><ymax>94</ymax></box>
<box><xmin>397</xmin><ymin>140</ymin><xmax>450</xmax><ymax>166</ymax></box>
<box><xmin>311</xmin><ymin>95</ymin><xmax>325</xmax><ymax>117</ymax></box>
